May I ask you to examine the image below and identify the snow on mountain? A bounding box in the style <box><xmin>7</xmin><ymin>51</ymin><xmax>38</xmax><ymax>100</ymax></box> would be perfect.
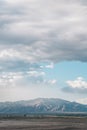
<box><xmin>0</xmin><ymin>98</ymin><xmax>87</xmax><ymax>114</ymax></box>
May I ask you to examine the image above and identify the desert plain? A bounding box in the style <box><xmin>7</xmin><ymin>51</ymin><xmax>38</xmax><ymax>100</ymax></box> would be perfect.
<box><xmin>0</xmin><ymin>116</ymin><xmax>87</xmax><ymax>130</ymax></box>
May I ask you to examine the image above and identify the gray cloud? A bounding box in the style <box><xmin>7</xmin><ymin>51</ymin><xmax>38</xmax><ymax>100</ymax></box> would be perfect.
<box><xmin>0</xmin><ymin>60</ymin><xmax>41</xmax><ymax>72</ymax></box>
<box><xmin>0</xmin><ymin>0</ymin><xmax>87</xmax><ymax>72</ymax></box>
<box><xmin>62</xmin><ymin>86</ymin><xmax>87</xmax><ymax>94</ymax></box>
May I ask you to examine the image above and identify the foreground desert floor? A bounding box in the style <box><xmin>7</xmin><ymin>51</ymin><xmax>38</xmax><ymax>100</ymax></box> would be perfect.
<box><xmin>0</xmin><ymin>116</ymin><xmax>87</xmax><ymax>130</ymax></box>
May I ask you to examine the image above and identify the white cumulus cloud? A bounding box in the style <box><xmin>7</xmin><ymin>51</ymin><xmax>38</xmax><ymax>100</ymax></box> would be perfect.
<box><xmin>66</xmin><ymin>77</ymin><xmax>87</xmax><ymax>89</ymax></box>
<box><xmin>62</xmin><ymin>77</ymin><xmax>87</xmax><ymax>94</ymax></box>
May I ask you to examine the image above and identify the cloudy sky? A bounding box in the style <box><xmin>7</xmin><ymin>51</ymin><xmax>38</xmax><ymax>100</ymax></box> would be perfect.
<box><xmin>0</xmin><ymin>0</ymin><xmax>87</xmax><ymax>104</ymax></box>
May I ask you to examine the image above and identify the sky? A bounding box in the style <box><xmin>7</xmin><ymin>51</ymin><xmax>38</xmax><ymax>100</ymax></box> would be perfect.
<box><xmin>0</xmin><ymin>0</ymin><xmax>87</xmax><ymax>104</ymax></box>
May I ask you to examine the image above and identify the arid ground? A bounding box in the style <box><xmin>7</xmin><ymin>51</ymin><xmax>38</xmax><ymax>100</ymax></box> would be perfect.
<box><xmin>0</xmin><ymin>116</ymin><xmax>87</xmax><ymax>130</ymax></box>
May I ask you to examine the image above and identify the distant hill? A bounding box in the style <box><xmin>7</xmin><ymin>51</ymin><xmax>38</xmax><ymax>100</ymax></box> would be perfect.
<box><xmin>0</xmin><ymin>98</ymin><xmax>87</xmax><ymax>114</ymax></box>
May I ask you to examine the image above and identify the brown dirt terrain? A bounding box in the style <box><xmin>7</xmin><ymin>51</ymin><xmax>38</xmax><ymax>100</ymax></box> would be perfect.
<box><xmin>0</xmin><ymin>116</ymin><xmax>87</xmax><ymax>130</ymax></box>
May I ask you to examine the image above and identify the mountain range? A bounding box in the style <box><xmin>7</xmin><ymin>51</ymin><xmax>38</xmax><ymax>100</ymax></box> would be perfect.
<box><xmin>0</xmin><ymin>98</ymin><xmax>87</xmax><ymax>114</ymax></box>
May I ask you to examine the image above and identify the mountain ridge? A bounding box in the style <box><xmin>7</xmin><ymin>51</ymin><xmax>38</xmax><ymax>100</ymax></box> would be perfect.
<box><xmin>0</xmin><ymin>98</ymin><xmax>87</xmax><ymax>114</ymax></box>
